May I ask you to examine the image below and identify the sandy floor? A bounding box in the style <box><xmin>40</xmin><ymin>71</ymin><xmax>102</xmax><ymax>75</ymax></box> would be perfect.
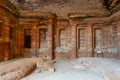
<box><xmin>21</xmin><ymin>57</ymin><xmax>120</xmax><ymax>80</ymax></box>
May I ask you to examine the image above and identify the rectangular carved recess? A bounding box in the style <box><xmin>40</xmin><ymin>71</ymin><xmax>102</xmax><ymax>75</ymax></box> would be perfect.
<box><xmin>0</xmin><ymin>22</ymin><xmax>3</xmax><ymax>60</ymax></box>
<box><xmin>59</xmin><ymin>29</ymin><xmax>66</xmax><ymax>47</ymax></box>
<box><xmin>102</xmin><ymin>27</ymin><xmax>111</xmax><ymax>50</ymax></box>
<box><xmin>10</xmin><ymin>27</ymin><xmax>14</xmax><ymax>39</ymax></box>
<box><xmin>0</xmin><ymin>23</ymin><xmax>2</xmax><ymax>39</ymax></box>
<box><xmin>112</xmin><ymin>26</ymin><xmax>118</xmax><ymax>53</ymax></box>
<box><xmin>39</xmin><ymin>28</ymin><xmax>47</xmax><ymax>48</ymax></box>
<box><xmin>24</xmin><ymin>29</ymin><xmax>31</xmax><ymax>48</ymax></box>
<box><xmin>78</xmin><ymin>29</ymin><xmax>85</xmax><ymax>50</ymax></box>
<box><xmin>94</xmin><ymin>28</ymin><xmax>102</xmax><ymax>49</ymax></box>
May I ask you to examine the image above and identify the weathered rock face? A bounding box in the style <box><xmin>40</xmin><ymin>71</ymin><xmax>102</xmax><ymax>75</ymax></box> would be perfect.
<box><xmin>0</xmin><ymin>58</ymin><xmax>55</xmax><ymax>80</ymax></box>
<box><xmin>0</xmin><ymin>5</ymin><xmax>19</xmax><ymax>61</ymax></box>
<box><xmin>0</xmin><ymin>0</ymin><xmax>120</xmax><ymax>61</ymax></box>
<box><xmin>0</xmin><ymin>0</ymin><xmax>19</xmax><ymax>16</ymax></box>
<box><xmin>10</xmin><ymin>0</ymin><xmax>106</xmax><ymax>18</ymax></box>
<box><xmin>102</xmin><ymin>0</ymin><xmax>120</xmax><ymax>10</ymax></box>
<box><xmin>102</xmin><ymin>0</ymin><xmax>120</xmax><ymax>15</ymax></box>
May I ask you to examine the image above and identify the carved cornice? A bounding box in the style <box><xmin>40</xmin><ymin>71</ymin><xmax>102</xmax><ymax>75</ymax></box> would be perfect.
<box><xmin>19</xmin><ymin>12</ymin><xmax>56</xmax><ymax>19</ymax></box>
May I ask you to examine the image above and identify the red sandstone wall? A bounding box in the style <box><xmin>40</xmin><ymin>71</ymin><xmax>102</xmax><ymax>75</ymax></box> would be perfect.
<box><xmin>1</xmin><ymin>3</ymin><xmax>120</xmax><ymax>60</ymax></box>
<box><xmin>69</xmin><ymin>19</ymin><xmax>120</xmax><ymax>59</ymax></box>
<box><xmin>0</xmin><ymin>8</ymin><xmax>18</xmax><ymax>61</ymax></box>
<box><xmin>12</xmin><ymin>18</ymin><xmax>120</xmax><ymax>59</ymax></box>
<box><xmin>55</xmin><ymin>20</ymin><xmax>72</xmax><ymax>58</ymax></box>
<box><xmin>17</xmin><ymin>19</ymin><xmax>54</xmax><ymax>59</ymax></box>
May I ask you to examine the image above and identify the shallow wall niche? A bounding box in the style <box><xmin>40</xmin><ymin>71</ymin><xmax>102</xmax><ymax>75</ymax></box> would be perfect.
<box><xmin>77</xmin><ymin>24</ymin><xmax>87</xmax><ymax>57</ymax></box>
<box><xmin>55</xmin><ymin>20</ymin><xmax>71</xmax><ymax>58</ymax></box>
<box><xmin>92</xmin><ymin>23</ymin><xmax>119</xmax><ymax>58</ymax></box>
<box><xmin>38</xmin><ymin>26</ymin><xmax>49</xmax><ymax>56</ymax></box>
<box><xmin>59</xmin><ymin>29</ymin><xmax>66</xmax><ymax>47</ymax></box>
<box><xmin>94</xmin><ymin>29</ymin><xmax>102</xmax><ymax>49</ymax></box>
<box><xmin>9</xmin><ymin>26</ymin><xmax>16</xmax><ymax>59</ymax></box>
<box><xmin>110</xmin><ymin>22</ymin><xmax>118</xmax><ymax>58</ymax></box>
<box><xmin>93</xmin><ymin>26</ymin><xmax>102</xmax><ymax>57</ymax></box>
<box><xmin>36</xmin><ymin>19</ymin><xmax>53</xmax><ymax>59</ymax></box>
<box><xmin>78</xmin><ymin>29</ymin><xmax>86</xmax><ymax>51</ymax></box>
<box><xmin>101</xmin><ymin>24</ymin><xmax>113</xmax><ymax>57</ymax></box>
<box><xmin>39</xmin><ymin>28</ymin><xmax>47</xmax><ymax>48</ymax></box>
<box><xmin>0</xmin><ymin>22</ymin><xmax>2</xmax><ymax>38</ymax></box>
<box><xmin>0</xmin><ymin>22</ymin><xmax>4</xmax><ymax>61</ymax></box>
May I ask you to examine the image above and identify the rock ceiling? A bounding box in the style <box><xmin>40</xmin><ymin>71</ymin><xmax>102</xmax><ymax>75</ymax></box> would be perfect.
<box><xmin>9</xmin><ymin>0</ymin><xmax>106</xmax><ymax>18</ymax></box>
<box><xmin>6</xmin><ymin>0</ymin><xmax>120</xmax><ymax>18</ymax></box>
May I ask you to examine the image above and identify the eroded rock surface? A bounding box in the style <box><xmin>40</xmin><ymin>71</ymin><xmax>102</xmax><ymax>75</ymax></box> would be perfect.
<box><xmin>0</xmin><ymin>58</ymin><xmax>56</xmax><ymax>80</ymax></box>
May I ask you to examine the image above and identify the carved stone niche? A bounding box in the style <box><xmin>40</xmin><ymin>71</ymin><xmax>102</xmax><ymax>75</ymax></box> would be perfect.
<box><xmin>59</xmin><ymin>29</ymin><xmax>66</xmax><ymax>47</ymax></box>
<box><xmin>39</xmin><ymin>28</ymin><xmax>48</xmax><ymax>49</ymax></box>
<box><xmin>76</xmin><ymin>23</ymin><xmax>87</xmax><ymax>57</ymax></box>
<box><xmin>111</xmin><ymin>21</ymin><xmax>118</xmax><ymax>54</ymax></box>
<box><xmin>92</xmin><ymin>24</ymin><xmax>102</xmax><ymax>55</ymax></box>
<box><xmin>0</xmin><ymin>22</ymin><xmax>2</xmax><ymax>40</ymax></box>
<box><xmin>55</xmin><ymin>20</ymin><xmax>71</xmax><ymax>53</ymax></box>
<box><xmin>57</xmin><ymin>20</ymin><xmax>69</xmax><ymax>46</ymax></box>
<box><xmin>37</xmin><ymin>21</ymin><xmax>52</xmax><ymax>59</ymax></box>
<box><xmin>37</xmin><ymin>22</ymin><xmax>48</xmax><ymax>48</ymax></box>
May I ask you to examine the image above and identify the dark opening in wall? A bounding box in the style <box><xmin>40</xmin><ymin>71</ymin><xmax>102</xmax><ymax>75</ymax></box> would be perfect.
<box><xmin>10</xmin><ymin>27</ymin><xmax>14</xmax><ymax>39</ymax></box>
<box><xmin>102</xmin><ymin>0</ymin><xmax>112</xmax><ymax>10</ymax></box>
<box><xmin>24</xmin><ymin>29</ymin><xmax>31</xmax><ymax>48</ymax></box>
<box><xmin>16</xmin><ymin>0</ymin><xmax>24</xmax><ymax>3</ymax></box>
<box><xmin>102</xmin><ymin>0</ymin><xmax>120</xmax><ymax>10</ymax></box>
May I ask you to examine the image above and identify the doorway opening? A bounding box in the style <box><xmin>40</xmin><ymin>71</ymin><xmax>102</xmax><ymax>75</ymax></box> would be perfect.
<box><xmin>24</xmin><ymin>29</ymin><xmax>31</xmax><ymax>48</ymax></box>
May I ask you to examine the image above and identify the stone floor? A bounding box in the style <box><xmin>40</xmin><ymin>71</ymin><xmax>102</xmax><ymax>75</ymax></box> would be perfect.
<box><xmin>22</xmin><ymin>57</ymin><xmax>120</xmax><ymax>80</ymax></box>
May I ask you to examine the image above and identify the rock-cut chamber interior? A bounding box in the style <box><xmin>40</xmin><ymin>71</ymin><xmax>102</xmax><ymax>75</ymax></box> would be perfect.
<box><xmin>0</xmin><ymin>0</ymin><xmax>120</xmax><ymax>80</ymax></box>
